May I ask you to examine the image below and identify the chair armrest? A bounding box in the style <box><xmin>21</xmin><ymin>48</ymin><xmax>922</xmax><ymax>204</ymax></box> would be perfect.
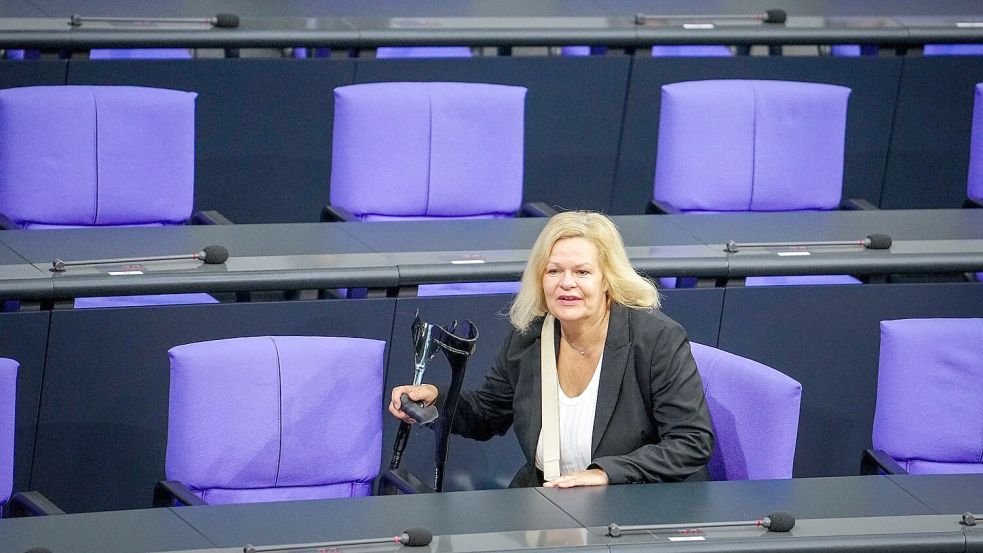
<box><xmin>321</xmin><ymin>205</ymin><xmax>357</xmax><ymax>222</ymax></box>
<box><xmin>190</xmin><ymin>210</ymin><xmax>234</xmax><ymax>225</ymax></box>
<box><xmin>518</xmin><ymin>202</ymin><xmax>558</xmax><ymax>217</ymax></box>
<box><xmin>153</xmin><ymin>480</ymin><xmax>207</xmax><ymax>507</ymax></box>
<box><xmin>646</xmin><ymin>199</ymin><xmax>681</xmax><ymax>214</ymax></box>
<box><xmin>860</xmin><ymin>449</ymin><xmax>908</xmax><ymax>475</ymax></box>
<box><xmin>6</xmin><ymin>491</ymin><xmax>65</xmax><ymax>517</ymax></box>
<box><xmin>378</xmin><ymin>468</ymin><xmax>434</xmax><ymax>495</ymax></box>
<box><xmin>840</xmin><ymin>198</ymin><xmax>879</xmax><ymax>211</ymax></box>
<box><xmin>0</xmin><ymin>213</ymin><xmax>21</xmax><ymax>230</ymax></box>
<box><xmin>963</xmin><ymin>197</ymin><xmax>983</xmax><ymax>209</ymax></box>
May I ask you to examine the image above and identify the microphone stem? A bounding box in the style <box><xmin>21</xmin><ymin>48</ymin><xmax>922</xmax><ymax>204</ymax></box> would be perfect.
<box><xmin>245</xmin><ymin>535</ymin><xmax>400</xmax><ymax>553</ymax></box>
<box><xmin>735</xmin><ymin>240</ymin><xmax>861</xmax><ymax>248</ymax></box>
<box><xmin>55</xmin><ymin>253</ymin><xmax>200</xmax><ymax>268</ymax></box>
<box><xmin>615</xmin><ymin>520</ymin><xmax>759</xmax><ymax>533</ymax></box>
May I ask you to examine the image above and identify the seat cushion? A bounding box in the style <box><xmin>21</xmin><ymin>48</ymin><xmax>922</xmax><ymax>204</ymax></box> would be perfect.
<box><xmin>0</xmin><ymin>85</ymin><xmax>196</xmax><ymax>227</ymax></box>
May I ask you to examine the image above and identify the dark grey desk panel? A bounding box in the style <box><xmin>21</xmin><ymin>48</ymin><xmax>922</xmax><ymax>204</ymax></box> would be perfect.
<box><xmin>66</xmin><ymin>17</ymin><xmax>359</xmax><ymax>49</ymax></box>
<box><xmin>335</xmin><ymin>219</ymin><xmax>548</xmax><ymax>253</ymax></box>
<box><xmin>0</xmin><ymin>311</ymin><xmax>50</xmax><ymax>499</ymax></box>
<box><xmin>717</xmin><ymin>283</ymin><xmax>983</xmax><ymax>478</ymax></box>
<box><xmin>897</xmin><ymin>15</ymin><xmax>983</xmax><ymax>43</ymax></box>
<box><xmin>159</xmin><ymin>529</ymin><xmax>606</xmax><ymax>553</ymax></box>
<box><xmin>2</xmin><ymin>224</ymin><xmax>400</xmax><ymax>296</ymax></box>
<box><xmin>173</xmin><ymin>489</ymin><xmax>583</xmax><ymax>548</ymax></box>
<box><xmin>0</xmin><ymin>224</ymin><xmax>376</xmax><ymax>261</ymax></box>
<box><xmin>0</xmin><ymin>507</ymin><xmax>213</xmax><ymax>553</ymax></box>
<box><xmin>0</xmin><ymin>244</ymin><xmax>50</xmax><ymax>299</ymax></box>
<box><xmin>31</xmin><ymin>298</ymin><xmax>396</xmax><ymax>513</ymax></box>
<box><xmin>345</xmin><ymin>16</ymin><xmax>637</xmax><ymax>47</ymax></box>
<box><xmin>600</xmin><ymin>515</ymin><xmax>966</xmax><ymax>553</ymax></box>
<box><xmin>666</xmin><ymin>209</ymin><xmax>983</xmax><ymax>243</ymax></box>
<box><xmin>617</xmin><ymin>215</ymin><xmax>729</xmax><ymax>277</ymax></box>
<box><xmin>537</xmin><ymin>476</ymin><xmax>935</xmax><ymax>528</ymax></box>
<box><xmin>888</xmin><ymin>474</ymin><xmax>983</xmax><ymax>515</ymax></box>
<box><xmin>668</xmin><ymin>210</ymin><xmax>983</xmax><ymax>276</ymax></box>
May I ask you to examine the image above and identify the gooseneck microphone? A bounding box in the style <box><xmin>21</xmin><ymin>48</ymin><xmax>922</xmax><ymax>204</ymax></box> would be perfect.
<box><xmin>607</xmin><ymin>511</ymin><xmax>795</xmax><ymax>537</ymax></box>
<box><xmin>50</xmin><ymin>245</ymin><xmax>229</xmax><ymax>272</ymax></box>
<box><xmin>243</xmin><ymin>527</ymin><xmax>433</xmax><ymax>553</ymax></box>
<box><xmin>636</xmin><ymin>9</ymin><xmax>787</xmax><ymax>25</ymax></box>
<box><xmin>724</xmin><ymin>234</ymin><xmax>892</xmax><ymax>253</ymax></box>
<box><xmin>69</xmin><ymin>13</ymin><xmax>240</xmax><ymax>28</ymax></box>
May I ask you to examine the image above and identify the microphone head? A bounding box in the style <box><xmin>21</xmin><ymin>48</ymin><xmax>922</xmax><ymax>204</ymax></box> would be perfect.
<box><xmin>764</xmin><ymin>511</ymin><xmax>795</xmax><ymax>532</ymax></box>
<box><xmin>763</xmin><ymin>9</ymin><xmax>787</xmax><ymax>23</ymax></box>
<box><xmin>401</xmin><ymin>527</ymin><xmax>433</xmax><ymax>546</ymax></box>
<box><xmin>213</xmin><ymin>13</ymin><xmax>240</xmax><ymax>28</ymax></box>
<box><xmin>864</xmin><ymin>234</ymin><xmax>893</xmax><ymax>250</ymax></box>
<box><xmin>201</xmin><ymin>245</ymin><xmax>230</xmax><ymax>264</ymax></box>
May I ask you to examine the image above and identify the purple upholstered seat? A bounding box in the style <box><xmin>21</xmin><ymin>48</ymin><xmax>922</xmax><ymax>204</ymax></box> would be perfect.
<box><xmin>89</xmin><ymin>48</ymin><xmax>193</xmax><ymax>60</ymax></box>
<box><xmin>690</xmin><ymin>343</ymin><xmax>802</xmax><ymax>480</ymax></box>
<box><xmin>330</xmin><ymin>82</ymin><xmax>526</xmax><ymax>296</ymax></box>
<box><xmin>872</xmin><ymin>319</ymin><xmax>983</xmax><ymax>474</ymax></box>
<box><xmin>166</xmin><ymin>336</ymin><xmax>386</xmax><ymax>504</ymax></box>
<box><xmin>651</xmin><ymin>45</ymin><xmax>732</xmax><ymax>57</ymax></box>
<box><xmin>969</xmin><ymin>84</ymin><xmax>983</xmax><ymax>281</ymax></box>
<box><xmin>0</xmin><ymin>85</ymin><xmax>216</xmax><ymax>308</ymax></box>
<box><xmin>0</xmin><ymin>85</ymin><xmax>195</xmax><ymax>228</ymax></box>
<box><xmin>970</xmin><ymin>83</ymin><xmax>983</xmax><ymax>204</ymax></box>
<box><xmin>924</xmin><ymin>44</ymin><xmax>983</xmax><ymax>56</ymax></box>
<box><xmin>375</xmin><ymin>47</ymin><xmax>472</xmax><ymax>58</ymax></box>
<box><xmin>655</xmin><ymin>79</ymin><xmax>850</xmax><ymax>212</ymax></box>
<box><xmin>654</xmin><ymin>79</ymin><xmax>860</xmax><ymax>287</ymax></box>
<box><xmin>0</xmin><ymin>358</ymin><xmax>15</xmax><ymax>510</ymax></box>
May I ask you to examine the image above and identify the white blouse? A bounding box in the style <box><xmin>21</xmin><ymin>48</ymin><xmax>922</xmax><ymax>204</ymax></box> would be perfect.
<box><xmin>535</xmin><ymin>353</ymin><xmax>603</xmax><ymax>476</ymax></box>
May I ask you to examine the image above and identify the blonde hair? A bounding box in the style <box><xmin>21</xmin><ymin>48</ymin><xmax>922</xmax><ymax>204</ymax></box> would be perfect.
<box><xmin>509</xmin><ymin>211</ymin><xmax>659</xmax><ymax>332</ymax></box>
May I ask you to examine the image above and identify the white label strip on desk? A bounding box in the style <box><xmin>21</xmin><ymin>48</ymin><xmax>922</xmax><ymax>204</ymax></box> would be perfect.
<box><xmin>956</xmin><ymin>22</ymin><xmax>983</xmax><ymax>28</ymax></box>
<box><xmin>777</xmin><ymin>251</ymin><xmax>811</xmax><ymax>256</ymax></box>
<box><xmin>668</xmin><ymin>536</ymin><xmax>707</xmax><ymax>542</ymax></box>
<box><xmin>683</xmin><ymin>23</ymin><xmax>715</xmax><ymax>29</ymax></box>
<box><xmin>451</xmin><ymin>259</ymin><xmax>486</xmax><ymax>264</ymax></box>
<box><xmin>107</xmin><ymin>270</ymin><xmax>145</xmax><ymax>275</ymax></box>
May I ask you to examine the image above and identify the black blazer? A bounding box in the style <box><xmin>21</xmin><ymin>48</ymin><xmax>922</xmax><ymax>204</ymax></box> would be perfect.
<box><xmin>450</xmin><ymin>302</ymin><xmax>714</xmax><ymax>487</ymax></box>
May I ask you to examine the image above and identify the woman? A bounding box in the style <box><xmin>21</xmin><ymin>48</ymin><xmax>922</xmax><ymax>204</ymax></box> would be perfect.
<box><xmin>390</xmin><ymin>211</ymin><xmax>713</xmax><ymax>488</ymax></box>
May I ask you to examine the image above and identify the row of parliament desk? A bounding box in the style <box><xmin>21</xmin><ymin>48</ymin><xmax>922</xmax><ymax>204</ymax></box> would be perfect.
<box><xmin>0</xmin><ymin>210</ymin><xmax>982</xmax><ymax>300</ymax></box>
<box><xmin>0</xmin><ymin>209</ymin><xmax>982</xmax><ymax>513</ymax></box>
<box><xmin>1</xmin><ymin>474</ymin><xmax>981</xmax><ymax>553</ymax></box>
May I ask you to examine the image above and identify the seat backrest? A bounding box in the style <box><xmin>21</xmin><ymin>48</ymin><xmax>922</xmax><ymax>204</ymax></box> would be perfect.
<box><xmin>690</xmin><ymin>343</ymin><xmax>802</xmax><ymax>480</ymax></box>
<box><xmin>969</xmin><ymin>83</ymin><xmax>983</xmax><ymax>202</ymax></box>
<box><xmin>0</xmin><ymin>358</ymin><xmax>16</xmax><ymax>507</ymax></box>
<box><xmin>166</xmin><ymin>336</ymin><xmax>386</xmax><ymax>504</ymax></box>
<box><xmin>924</xmin><ymin>44</ymin><xmax>983</xmax><ymax>56</ymax></box>
<box><xmin>651</xmin><ymin>45</ymin><xmax>733</xmax><ymax>57</ymax></box>
<box><xmin>375</xmin><ymin>47</ymin><xmax>472</xmax><ymax>58</ymax></box>
<box><xmin>654</xmin><ymin>79</ymin><xmax>850</xmax><ymax>212</ymax></box>
<box><xmin>88</xmin><ymin>48</ymin><xmax>193</xmax><ymax>60</ymax></box>
<box><xmin>873</xmin><ymin>319</ymin><xmax>983</xmax><ymax>474</ymax></box>
<box><xmin>0</xmin><ymin>85</ymin><xmax>196</xmax><ymax>228</ymax></box>
<box><xmin>330</xmin><ymin>82</ymin><xmax>526</xmax><ymax>221</ymax></box>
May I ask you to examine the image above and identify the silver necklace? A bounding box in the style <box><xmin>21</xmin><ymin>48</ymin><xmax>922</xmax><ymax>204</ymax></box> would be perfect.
<box><xmin>562</xmin><ymin>333</ymin><xmax>587</xmax><ymax>356</ymax></box>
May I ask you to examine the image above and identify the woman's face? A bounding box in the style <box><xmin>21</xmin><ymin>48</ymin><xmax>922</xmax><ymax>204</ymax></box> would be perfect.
<box><xmin>542</xmin><ymin>237</ymin><xmax>609</xmax><ymax>326</ymax></box>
